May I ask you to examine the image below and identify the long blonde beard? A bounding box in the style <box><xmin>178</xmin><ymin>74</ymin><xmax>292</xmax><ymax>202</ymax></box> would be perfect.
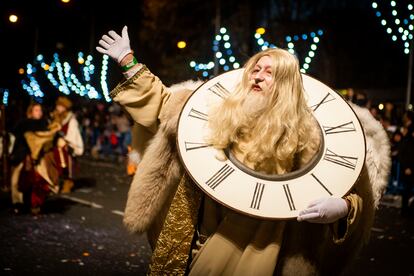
<box><xmin>209</xmin><ymin>91</ymin><xmax>296</xmax><ymax>175</ymax></box>
<box><xmin>240</xmin><ymin>92</ymin><xmax>268</xmax><ymax>118</ymax></box>
<box><xmin>234</xmin><ymin>116</ymin><xmax>294</xmax><ymax>175</ymax></box>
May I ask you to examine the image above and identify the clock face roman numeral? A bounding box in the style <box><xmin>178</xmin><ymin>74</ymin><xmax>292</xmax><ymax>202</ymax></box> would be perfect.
<box><xmin>250</xmin><ymin>182</ymin><xmax>265</xmax><ymax>210</ymax></box>
<box><xmin>283</xmin><ymin>184</ymin><xmax>296</xmax><ymax>211</ymax></box>
<box><xmin>311</xmin><ymin>92</ymin><xmax>336</xmax><ymax>111</ymax></box>
<box><xmin>188</xmin><ymin>108</ymin><xmax>208</xmax><ymax>121</ymax></box>
<box><xmin>323</xmin><ymin>121</ymin><xmax>356</xmax><ymax>135</ymax></box>
<box><xmin>310</xmin><ymin>173</ymin><xmax>333</xmax><ymax>195</ymax></box>
<box><xmin>205</xmin><ymin>164</ymin><xmax>235</xmax><ymax>190</ymax></box>
<box><xmin>184</xmin><ymin>141</ymin><xmax>210</xmax><ymax>151</ymax></box>
<box><xmin>324</xmin><ymin>149</ymin><xmax>358</xmax><ymax>170</ymax></box>
<box><xmin>208</xmin><ymin>82</ymin><xmax>231</xmax><ymax>99</ymax></box>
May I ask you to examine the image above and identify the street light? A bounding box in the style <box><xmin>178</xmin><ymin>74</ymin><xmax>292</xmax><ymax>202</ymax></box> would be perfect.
<box><xmin>177</xmin><ymin>41</ymin><xmax>187</xmax><ymax>49</ymax></box>
<box><xmin>9</xmin><ymin>14</ymin><xmax>18</xmax><ymax>23</ymax></box>
<box><xmin>61</xmin><ymin>0</ymin><xmax>70</xmax><ymax>3</ymax></box>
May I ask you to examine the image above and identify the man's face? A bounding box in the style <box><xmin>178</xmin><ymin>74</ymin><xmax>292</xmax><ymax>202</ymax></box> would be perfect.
<box><xmin>56</xmin><ymin>104</ymin><xmax>67</xmax><ymax>114</ymax></box>
<box><xmin>248</xmin><ymin>55</ymin><xmax>273</xmax><ymax>93</ymax></box>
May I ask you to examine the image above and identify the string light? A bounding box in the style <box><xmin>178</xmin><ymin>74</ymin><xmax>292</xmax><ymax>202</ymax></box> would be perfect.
<box><xmin>254</xmin><ymin>29</ymin><xmax>324</xmax><ymax>73</ymax></box>
<box><xmin>371</xmin><ymin>1</ymin><xmax>414</xmax><ymax>54</ymax></box>
<box><xmin>21</xmin><ymin>52</ymin><xmax>111</xmax><ymax>102</ymax></box>
<box><xmin>1</xmin><ymin>88</ymin><xmax>9</xmax><ymax>106</ymax></box>
<box><xmin>189</xmin><ymin>27</ymin><xmax>240</xmax><ymax>78</ymax></box>
<box><xmin>100</xmin><ymin>55</ymin><xmax>111</xmax><ymax>102</ymax></box>
<box><xmin>21</xmin><ymin>62</ymin><xmax>45</xmax><ymax>100</ymax></box>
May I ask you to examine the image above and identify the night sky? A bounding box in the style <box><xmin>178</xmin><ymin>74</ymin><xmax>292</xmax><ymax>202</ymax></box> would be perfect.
<box><xmin>0</xmin><ymin>0</ymin><xmax>412</xmax><ymax>105</ymax></box>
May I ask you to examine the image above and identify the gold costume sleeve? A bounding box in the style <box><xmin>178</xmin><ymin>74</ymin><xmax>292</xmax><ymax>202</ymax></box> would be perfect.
<box><xmin>331</xmin><ymin>192</ymin><xmax>362</xmax><ymax>244</ymax></box>
<box><xmin>110</xmin><ymin>65</ymin><xmax>171</xmax><ymax>134</ymax></box>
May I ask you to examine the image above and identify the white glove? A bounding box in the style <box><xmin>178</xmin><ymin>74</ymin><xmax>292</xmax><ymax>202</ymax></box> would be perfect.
<box><xmin>96</xmin><ymin>26</ymin><xmax>132</xmax><ymax>64</ymax></box>
<box><xmin>297</xmin><ymin>197</ymin><xmax>349</xmax><ymax>224</ymax></box>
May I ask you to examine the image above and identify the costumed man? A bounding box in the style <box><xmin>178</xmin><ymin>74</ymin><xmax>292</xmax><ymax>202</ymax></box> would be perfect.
<box><xmin>50</xmin><ymin>96</ymin><xmax>84</xmax><ymax>193</ymax></box>
<box><xmin>97</xmin><ymin>27</ymin><xmax>391</xmax><ymax>275</ymax></box>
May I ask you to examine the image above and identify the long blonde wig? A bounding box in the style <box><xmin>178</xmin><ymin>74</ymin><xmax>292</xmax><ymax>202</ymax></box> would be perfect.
<box><xmin>208</xmin><ymin>48</ymin><xmax>320</xmax><ymax>174</ymax></box>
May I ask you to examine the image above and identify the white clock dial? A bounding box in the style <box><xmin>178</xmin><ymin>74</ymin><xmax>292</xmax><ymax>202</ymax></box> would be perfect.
<box><xmin>177</xmin><ymin>69</ymin><xmax>366</xmax><ymax>219</ymax></box>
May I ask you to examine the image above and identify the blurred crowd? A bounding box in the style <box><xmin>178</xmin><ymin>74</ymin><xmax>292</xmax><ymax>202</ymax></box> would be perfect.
<box><xmin>75</xmin><ymin>102</ymin><xmax>133</xmax><ymax>161</ymax></box>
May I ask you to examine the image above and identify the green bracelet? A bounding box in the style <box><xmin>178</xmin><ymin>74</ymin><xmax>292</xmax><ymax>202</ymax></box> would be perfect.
<box><xmin>121</xmin><ymin>56</ymin><xmax>138</xmax><ymax>72</ymax></box>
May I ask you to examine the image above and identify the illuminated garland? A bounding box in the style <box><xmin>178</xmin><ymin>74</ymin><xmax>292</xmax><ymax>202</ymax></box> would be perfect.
<box><xmin>190</xmin><ymin>27</ymin><xmax>323</xmax><ymax>77</ymax></box>
<box><xmin>21</xmin><ymin>53</ymin><xmax>111</xmax><ymax>102</ymax></box>
<box><xmin>21</xmin><ymin>63</ymin><xmax>45</xmax><ymax>99</ymax></box>
<box><xmin>371</xmin><ymin>1</ymin><xmax>414</xmax><ymax>54</ymax></box>
<box><xmin>1</xmin><ymin>88</ymin><xmax>9</xmax><ymax>106</ymax></box>
<box><xmin>190</xmin><ymin>27</ymin><xmax>240</xmax><ymax>78</ymax></box>
<box><xmin>100</xmin><ymin>55</ymin><xmax>111</xmax><ymax>102</ymax></box>
<box><xmin>254</xmin><ymin>29</ymin><xmax>324</xmax><ymax>73</ymax></box>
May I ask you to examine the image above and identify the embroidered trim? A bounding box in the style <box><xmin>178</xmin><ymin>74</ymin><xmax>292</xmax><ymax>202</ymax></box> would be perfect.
<box><xmin>109</xmin><ymin>64</ymin><xmax>148</xmax><ymax>99</ymax></box>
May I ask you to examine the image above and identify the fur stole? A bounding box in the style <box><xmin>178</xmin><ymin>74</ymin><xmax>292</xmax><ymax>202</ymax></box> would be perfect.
<box><xmin>123</xmin><ymin>80</ymin><xmax>202</xmax><ymax>233</ymax></box>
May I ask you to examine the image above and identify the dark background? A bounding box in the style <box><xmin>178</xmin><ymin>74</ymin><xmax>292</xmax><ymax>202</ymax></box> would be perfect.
<box><xmin>0</xmin><ymin>0</ymin><xmax>412</xmax><ymax>107</ymax></box>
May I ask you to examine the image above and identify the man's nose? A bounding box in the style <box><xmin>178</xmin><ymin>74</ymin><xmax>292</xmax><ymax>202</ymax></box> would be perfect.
<box><xmin>254</xmin><ymin>72</ymin><xmax>264</xmax><ymax>83</ymax></box>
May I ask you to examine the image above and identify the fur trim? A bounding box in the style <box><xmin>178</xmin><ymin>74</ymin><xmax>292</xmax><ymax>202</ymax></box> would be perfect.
<box><xmin>350</xmin><ymin>103</ymin><xmax>391</xmax><ymax>208</ymax></box>
<box><xmin>123</xmin><ymin>88</ymin><xmax>193</xmax><ymax>233</ymax></box>
<box><xmin>280</xmin><ymin>255</ymin><xmax>317</xmax><ymax>275</ymax></box>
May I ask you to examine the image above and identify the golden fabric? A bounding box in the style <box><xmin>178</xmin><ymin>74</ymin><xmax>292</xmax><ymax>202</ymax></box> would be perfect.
<box><xmin>148</xmin><ymin>175</ymin><xmax>203</xmax><ymax>275</ymax></box>
<box><xmin>331</xmin><ymin>192</ymin><xmax>363</xmax><ymax>244</ymax></box>
<box><xmin>189</xmin><ymin>205</ymin><xmax>287</xmax><ymax>276</ymax></box>
<box><xmin>24</xmin><ymin>122</ymin><xmax>61</xmax><ymax>161</ymax></box>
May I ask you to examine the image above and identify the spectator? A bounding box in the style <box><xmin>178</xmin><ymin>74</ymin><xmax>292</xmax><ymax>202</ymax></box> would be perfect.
<box><xmin>399</xmin><ymin>111</ymin><xmax>414</xmax><ymax>216</ymax></box>
<box><xmin>114</xmin><ymin>110</ymin><xmax>132</xmax><ymax>157</ymax></box>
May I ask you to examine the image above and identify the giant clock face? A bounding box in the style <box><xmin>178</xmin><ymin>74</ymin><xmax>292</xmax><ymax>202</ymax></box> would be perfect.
<box><xmin>176</xmin><ymin>69</ymin><xmax>366</xmax><ymax>219</ymax></box>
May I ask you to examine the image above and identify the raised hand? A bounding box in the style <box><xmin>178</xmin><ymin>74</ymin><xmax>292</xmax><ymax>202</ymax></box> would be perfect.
<box><xmin>96</xmin><ymin>26</ymin><xmax>132</xmax><ymax>64</ymax></box>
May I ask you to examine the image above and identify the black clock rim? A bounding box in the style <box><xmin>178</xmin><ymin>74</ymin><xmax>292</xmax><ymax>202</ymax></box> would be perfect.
<box><xmin>224</xmin><ymin>128</ymin><xmax>325</xmax><ymax>181</ymax></box>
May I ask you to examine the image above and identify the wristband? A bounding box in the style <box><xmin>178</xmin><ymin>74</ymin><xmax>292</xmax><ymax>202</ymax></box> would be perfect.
<box><xmin>121</xmin><ymin>56</ymin><xmax>138</xmax><ymax>72</ymax></box>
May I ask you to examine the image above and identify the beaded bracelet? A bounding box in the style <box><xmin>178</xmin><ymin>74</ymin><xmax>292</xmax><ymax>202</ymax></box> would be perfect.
<box><xmin>121</xmin><ymin>56</ymin><xmax>138</xmax><ymax>72</ymax></box>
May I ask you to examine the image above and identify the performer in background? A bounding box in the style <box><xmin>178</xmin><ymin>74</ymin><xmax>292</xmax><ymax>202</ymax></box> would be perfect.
<box><xmin>97</xmin><ymin>27</ymin><xmax>391</xmax><ymax>275</ymax></box>
<box><xmin>50</xmin><ymin>96</ymin><xmax>84</xmax><ymax>193</ymax></box>
<box><xmin>10</xmin><ymin>102</ymin><xmax>59</xmax><ymax>214</ymax></box>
